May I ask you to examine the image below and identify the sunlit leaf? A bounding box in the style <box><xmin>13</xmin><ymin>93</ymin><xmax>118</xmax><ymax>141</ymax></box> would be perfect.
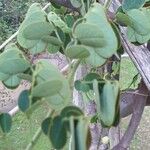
<box><xmin>48</xmin><ymin>12</ymin><xmax>71</xmax><ymax>33</ymax></box>
<box><xmin>65</xmin><ymin>45</ymin><xmax>90</xmax><ymax>59</ymax></box>
<box><xmin>32</xmin><ymin>79</ymin><xmax>63</xmax><ymax>97</ymax></box>
<box><xmin>74</xmin><ymin>23</ymin><xmax>106</xmax><ymax>48</ymax></box>
<box><xmin>122</xmin><ymin>0</ymin><xmax>145</xmax><ymax>11</ymax></box>
<box><xmin>2</xmin><ymin>75</ymin><xmax>21</xmax><ymax>89</ymax></box>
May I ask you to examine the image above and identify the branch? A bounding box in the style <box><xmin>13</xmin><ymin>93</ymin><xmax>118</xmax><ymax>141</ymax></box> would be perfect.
<box><xmin>112</xmin><ymin>81</ymin><xmax>148</xmax><ymax>150</ymax></box>
<box><xmin>120</xmin><ymin>89</ymin><xmax>150</xmax><ymax>118</ymax></box>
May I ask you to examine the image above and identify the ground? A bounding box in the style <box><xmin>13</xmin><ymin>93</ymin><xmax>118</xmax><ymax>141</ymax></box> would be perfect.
<box><xmin>0</xmin><ymin>57</ymin><xmax>150</xmax><ymax>150</ymax></box>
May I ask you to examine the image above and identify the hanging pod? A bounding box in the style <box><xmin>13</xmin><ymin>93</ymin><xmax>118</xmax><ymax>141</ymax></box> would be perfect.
<box><xmin>100</xmin><ymin>81</ymin><xmax>120</xmax><ymax>127</ymax></box>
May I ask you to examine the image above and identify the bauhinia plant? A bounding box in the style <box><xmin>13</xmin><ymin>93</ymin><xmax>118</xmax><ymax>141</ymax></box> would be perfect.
<box><xmin>0</xmin><ymin>0</ymin><xmax>150</xmax><ymax>149</ymax></box>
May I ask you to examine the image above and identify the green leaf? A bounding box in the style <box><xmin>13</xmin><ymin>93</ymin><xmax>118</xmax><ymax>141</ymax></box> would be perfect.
<box><xmin>65</xmin><ymin>45</ymin><xmax>90</xmax><ymax>59</ymax></box>
<box><xmin>84</xmin><ymin>47</ymin><xmax>106</xmax><ymax>67</ymax></box>
<box><xmin>0</xmin><ymin>113</ymin><xmax>12</xmax><ymax>133</ymax></box>
<box><xmin>127</xmin><ymin>9</ymin><xmax>150</xmax><ymax>35</ymax></box>
<box><xmin>84</xmin><ymin>73</ymin><xmax>101</xmax><ymax>90</ymax></box>
<box><xmin>61</xmin><ymin>106</ymin><xmax>83</xmax><ymax>118</ymax></box>
<box><xmin>48</xmin><ymin>12</ymin><xmax>71</xmax><ymax>33</ymax></box>
<box><xmin>2</xmin><ymin>75</ymin><xmax>21</xmax><ymax>89</ymax></box>
<box><xmin>0</xmin><ymin>48</ymin><xmax>30</xmax><ymax>75</ymax></box>
<box><xmin>74</xmin><ymin>23</ymin><xmax>106</xmax><ymax>48</ymax></box>
<box><xmin>17</xmin><ymin>5</ymin><xmax>47</xmax><ymax>50</ymax></box>
<box><xmin>65</xmin><ymin>15</ymin><xmax>74</xmax><ymax>28</ymax></box>
<box><xmin>25</xmin><ymin>100</ymin><xmax>43</xmax><ymax>117</ymax></box>
<box><xmin>84</xmin><ymin>73</ymin><xmax>101</xmax><ymax>81</ymax></box>
<box><xmin>100</xmin><ymin>81</ymin><xmax>120</xmax><ymax>127</ymax></box>
<box><xmin>70</xmin><ymin>0</ymin><xmax>82</xmax><ymax>8</ymax></box>
<box><xmin>42</xmin><ymin>35</ymin><xmax>62</xmax><ymax>46</ymax></box>
<box><xmin>29</xmin><ymin>40</ymin><xmax>47</xmax><ymax>54</ymax></box>
<box><xmin>71</xmin><ymin>3</ymin><xmax>118</xmax><ymax>67</ymax></box>
<box><xmin>50</xmin><ymin>1</ymin><xmax>61</xmax><ymax>9</ymax></box>
<box><xmin>75</xmin><ymin>80</ymin><xmax>90</xmax><ymax>92</ymax></box>
<box><xmin>84</xmin><ymin>3</ymin><xmax>118</xmax><ymax>58</ymax></box>
<box><xmin>17</xmin><ymin>73</ymin><xmax>32</xmax><ymax>82</ymax></box>
<box><xmin>0</xmin><ymin>72</ymin><xmax>10</xmax><ymax>81</ymax></box>
<box><xmin>17</xmin><ymin>5</ymin><xmax>54</xmax><ymax>54</ymax></box>
<box><xmin>90</xmin><ymin>115</ymin><xmax>98</xmax><ymax>123</ymax></box>
<box><xmin>26</xmin><ymin>3</ymin><xmax>43</xmax><ymax>16</ymax></box>
<box><xmin>49</xmin><ymin>116</ymin><xmax>67</xmax><ymax>149</ymax></box>
<box><xmin>127</xmin><ymin>26</ymin><xmax>150</xmax><ymax>43</ymax></box>
<box><xmin>116</xmin><ymin>12</ymin><xmax>131</xmax><ymax>26</ymax></box>
<box><xmin>47</xmin><ymin>44</ymin><xmax>60</xmax><ymax>54</ymax></box>
<box><xmin>41</xmin><ymin>117</ymin><xmax>52</xmax><ymax>135</ymax></box>
<box><xmin>34</xmin><ymin>60</ymin><xmax>71</xmax><ymax>110</ymax></box>
<box><xmin>18</xmin><ymin>90</ymin><xmax>30</xmax><ymax>112</ymax></box>
<box><xmin>122</xmin><ymin>0</ymin><xmax>145</xmax><ymax>11</ymax></box>
<box><xmin>32</xmin><ymin>79</ymin><xmax>63</xmax><ymax>97</ymax></box>
<box><xmin>0</xmin><ymin>58</ymin><xmax>30</xmax><ymax>75</ymax></box>
<box><xmin>23</xmin><ymin>22</ymin><xmax>54</xmax><ymax>40</ymax></box>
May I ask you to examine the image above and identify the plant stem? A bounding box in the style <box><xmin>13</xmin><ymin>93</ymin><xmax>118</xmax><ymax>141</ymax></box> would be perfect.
<box><xmin>68</xmin><ymin>60</ymin><xmax>81</xmax><ymax>91</ymax></box>
<box><xmin>68</xmin><ymin>59</ymin><xmax>81</xmax><ymax>102</ymax></box>
<box><xmin>25</xmin><ymin>110</ymin><xmax>55</xmax><ymax>150</ymax></box>
<box><xmin>93</xmin><ymin>80</ymin><xmax>101</xmax><ymax>121</ymax></box>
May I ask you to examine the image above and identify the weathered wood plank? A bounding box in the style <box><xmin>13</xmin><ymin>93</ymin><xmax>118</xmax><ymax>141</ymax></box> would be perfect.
<box><xmin>121</xmin><ymin>33</ymin><xmax>150</xmax><ymax>91</ymax></box>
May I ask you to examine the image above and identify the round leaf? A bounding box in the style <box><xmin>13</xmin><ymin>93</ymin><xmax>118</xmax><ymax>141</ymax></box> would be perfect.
<box><xmin>32</xmin><ymin>79</ymin><xmax>63</xmax><ymax>97</ymax></box>
<box><xmin>42</xmin><ymin>36</ymin><xmax>62</xmax><ymax>46</ymax></box>
<box><xmin>0</xmin><ymin>58</ymin><xmax>30</xmax><ymax>75</ymax></box>
<box><xmin>49</xmin><ymin>116</ymin><xmax>67</xmax><ymax>149</ymax></box>
<box><xmin>74</xmin><ymin>23</ymin><xmax>106</xmax><ymax>48</ymax></box>
<box><xmin>23</xmin><ymin>22</ymin><xmax>54</xmax><ymax>40</ymax></box>
<box><xmin>74</xmin><ymin>80</ymin><xmax>90</xmax><ymax>92</ymax></box>
<box><xmin>65</xmin><ymin>45</ymin><xmax>90</xmax><ymax>59</ymax></box>
<box><xmin>122</xmin><ymin>0</ymin><xmax>145</xmax><ymax>11</ymax></box>
<box><xmin>18</xmin><ymin>90</ymin><xmax>30</xmax><ymax>112</ymax></box>
<box><xmin>0</xmin><ymin>113</ymin><xmax>12</xmax><ymax>133</ymax></box>
<box><xmin>84</xmin><ymin>3</ymin><xmax>118</xmax><ymax>58</ymax></box>
<box><xmin>34</xmin><ymin>60</ymin><xmax>71</xmax><ymax>110</ymax></box>
<box><xmin>2</xmin><ymin>75</ymin><xmax>21</xmax><ymax>89</ymax></box>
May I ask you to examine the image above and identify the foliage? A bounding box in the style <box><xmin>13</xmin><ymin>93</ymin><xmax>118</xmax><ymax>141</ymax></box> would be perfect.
<box><xmin>0</xmin><ymin>0</ymin><xmax>48</xmax><ymax>44</ymax></box>
<box><xmin>0</xmin><ymin>0</ymin><xmax>150</xmax><ymax>149</ymax></box>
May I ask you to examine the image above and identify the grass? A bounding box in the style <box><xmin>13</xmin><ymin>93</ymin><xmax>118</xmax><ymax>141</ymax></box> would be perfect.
<box><xmin>0</xmin><ymin>105</ymin><xmax>52</xmax><ymax>150</ymax></box>
<box><xmin>0</xmin><ymin>57</ymin><xmax>149</xmax><ymax>150</ymax></box>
